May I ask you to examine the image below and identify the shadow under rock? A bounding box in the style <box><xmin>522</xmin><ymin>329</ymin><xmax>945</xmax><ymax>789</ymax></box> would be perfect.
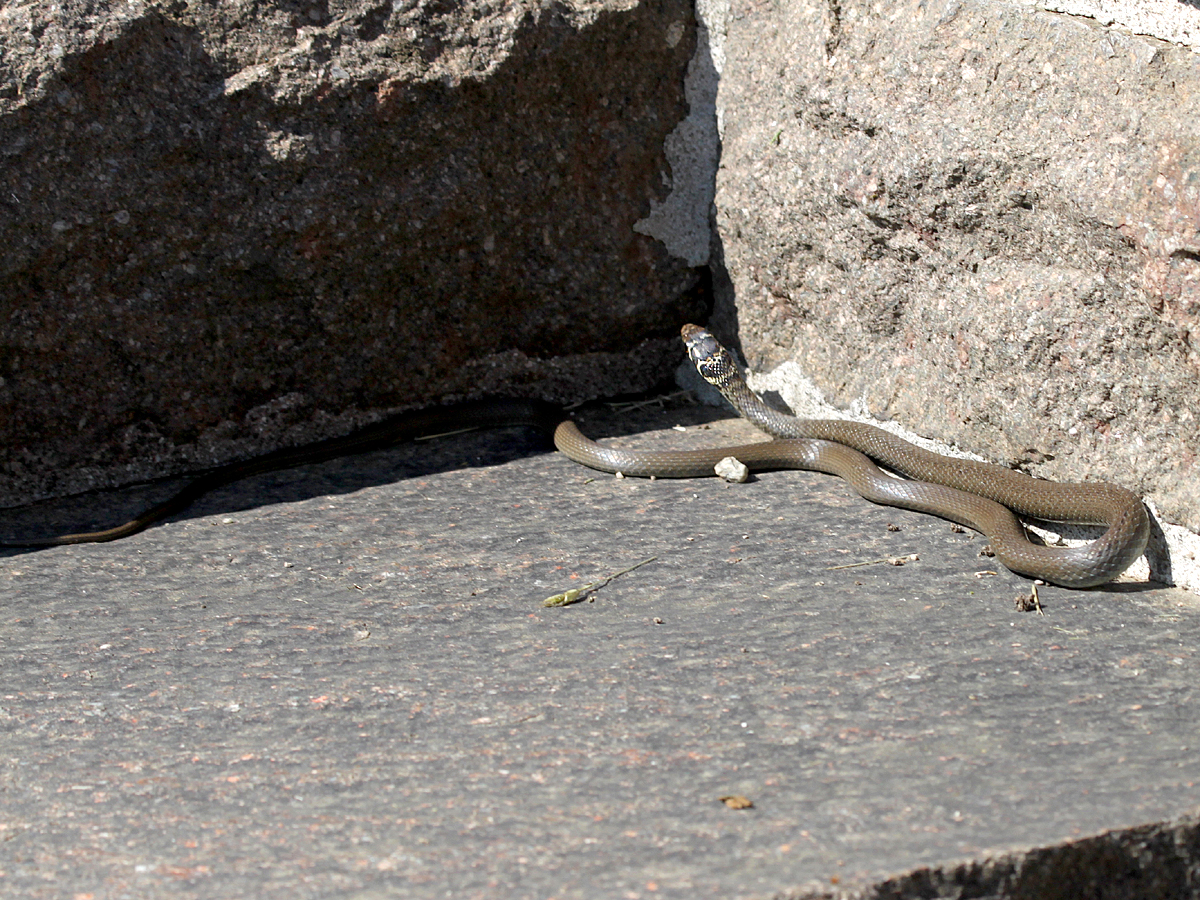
<box><xmin>0</xmin><ymin>393</ymin><xmax>736</xmax><ymax>552</ymax></box>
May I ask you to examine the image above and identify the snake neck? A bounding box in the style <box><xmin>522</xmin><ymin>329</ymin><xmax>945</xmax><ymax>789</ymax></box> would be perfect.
<box><xmin>682</xmin><ymin>324</ymin><xmax>800</xmax><ymax>437</ymax></box>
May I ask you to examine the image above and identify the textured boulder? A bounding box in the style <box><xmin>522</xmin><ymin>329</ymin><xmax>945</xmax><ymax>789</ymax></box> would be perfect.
<box><xmin>0</xmin><ymin>0</ymin><xmax>706</xmax><ymax>505</ymax></box>
<box><xmin>710</xmin><ymin>0</ymin><xmax>1200</xmax><ymax>550</ymax></box>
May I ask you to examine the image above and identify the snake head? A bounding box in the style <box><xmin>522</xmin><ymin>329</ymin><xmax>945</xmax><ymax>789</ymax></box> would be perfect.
<box><xmin>681</xmin><ymin>324</ymin><xmax>740</xmax><ymax>388</ymax></box>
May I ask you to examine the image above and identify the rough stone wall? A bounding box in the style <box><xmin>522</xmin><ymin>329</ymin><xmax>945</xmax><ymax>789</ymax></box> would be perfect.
<box><xmin>0</xmin><ymin>0</ymin><xmax>706</xmax><ymax>506</ymax></box>
<box><xmin>711</xmin><ymin>0</ymin><xmax>1200</xmax><ymax>542</ymax></box>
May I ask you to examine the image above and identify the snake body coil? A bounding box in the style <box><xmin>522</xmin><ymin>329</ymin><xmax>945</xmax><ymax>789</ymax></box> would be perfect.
<box><xmin>681</xmin><ymin>324</ymin><xmax>1149</xmax><ymax>588</ymax></box>
<box><xmin>1</xmin><ymin>325</ymin><xmax>1149</xmax><ymax>588</ymax></box>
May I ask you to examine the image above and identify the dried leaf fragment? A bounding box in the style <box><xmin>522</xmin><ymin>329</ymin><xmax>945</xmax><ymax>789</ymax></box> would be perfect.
<box><xmin>719</xmin><ymin>794</ymin><xmax>754</xmax><ymax>809</ymax></box>
<box><xmin>1014</xmin><ymin>582</ymin><xmax>1044</xmax><ymax>615</ymax></box>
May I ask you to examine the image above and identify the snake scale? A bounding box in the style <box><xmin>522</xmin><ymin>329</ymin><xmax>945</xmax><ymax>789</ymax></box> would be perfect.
<box><xmin>1</xmin><ymin>324</ymin><xmax>1148</xmax><ymax>587</ymax></box>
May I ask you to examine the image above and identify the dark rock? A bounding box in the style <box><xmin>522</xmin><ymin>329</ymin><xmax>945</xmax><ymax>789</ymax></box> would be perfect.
<box><xmin>0</xmin><ymin>0</ymin><xmax>706</xmax><ymax>506</ymax></box>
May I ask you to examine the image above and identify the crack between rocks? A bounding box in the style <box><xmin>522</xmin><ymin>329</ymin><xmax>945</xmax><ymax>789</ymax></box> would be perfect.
<box><xmin>824</xmin><ymin>0</ymin><xmax>842</xmax><ymax>58</ymax></box>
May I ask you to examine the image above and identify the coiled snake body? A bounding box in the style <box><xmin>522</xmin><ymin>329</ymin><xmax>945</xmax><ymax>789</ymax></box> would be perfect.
<box><xmin>681</xmin><ymin>325</ymin><xmax>1149</xmax><ymax>588</ymax></box>
<box><xmin>1</xmin><ymin>324</ymin><xmax>1148</xmax><ymax>587</ymax></box>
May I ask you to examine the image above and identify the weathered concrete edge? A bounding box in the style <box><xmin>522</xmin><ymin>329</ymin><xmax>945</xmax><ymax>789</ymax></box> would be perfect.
<box><xmin>1038</xmin><ymin>0</ymin><xmax>1200</xmax><ymax>50</ymax></box>
<box><xmin>776</xmin><ymin>811</ymin><xmax>1200</xmax><ymax>900</ymax></box>
<box><xmin>632</xmin><ymin>0</ymin><xmax>724</xmax><ymax>263</ymax></box>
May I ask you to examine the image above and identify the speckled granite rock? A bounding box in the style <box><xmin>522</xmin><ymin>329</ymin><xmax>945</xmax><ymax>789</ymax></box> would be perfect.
<box><xmin>710</xmin><ymin>0</ymin><xmax>1200</xmax><ymax>536</ymax></box>
<box><xmin>0</xmin><ymin>0</ymin><xmax>706</xmax><ymax>506</ymax></box>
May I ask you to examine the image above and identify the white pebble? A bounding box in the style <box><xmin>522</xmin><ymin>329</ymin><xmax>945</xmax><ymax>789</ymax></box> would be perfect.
<box><xmin>715</xmin><ymin>457</ymin><xmax>749</xmax><ymax>483</ymax></box>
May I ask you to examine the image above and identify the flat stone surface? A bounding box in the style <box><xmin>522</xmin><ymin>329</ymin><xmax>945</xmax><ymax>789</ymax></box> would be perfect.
<box><xmin>2</xmin><ymin>402</ymin><xmax>1199</xmax><ymax>898</ymax></box>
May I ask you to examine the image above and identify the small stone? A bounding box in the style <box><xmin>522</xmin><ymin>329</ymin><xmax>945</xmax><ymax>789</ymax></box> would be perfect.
<box><xmin>714</xmin><ymin>456</ymin><xmax>749</xmax><ymax>483</ymax></box>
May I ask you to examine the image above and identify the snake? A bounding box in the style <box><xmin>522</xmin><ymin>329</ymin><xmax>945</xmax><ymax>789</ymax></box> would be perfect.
<box><xmin>0</xmin><ymin>324</ymin><xmax>1148</xmax><ymax>588</ymax></box>
<box><xmin>681</xmin><ymin>324</ymin><xmax>1149</xmax><ymax>588</ymax></box>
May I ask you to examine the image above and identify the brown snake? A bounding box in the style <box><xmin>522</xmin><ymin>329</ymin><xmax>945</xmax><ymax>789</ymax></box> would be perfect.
<box><xmin>1</xmin><ymin>325</ymin><xmax>1147</xmax><ymax>587</ymax></box>
<box><xmin>681</xmin><ymin>324</ymin><xmax>1149</xmax><ymax>588</ymax></box>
